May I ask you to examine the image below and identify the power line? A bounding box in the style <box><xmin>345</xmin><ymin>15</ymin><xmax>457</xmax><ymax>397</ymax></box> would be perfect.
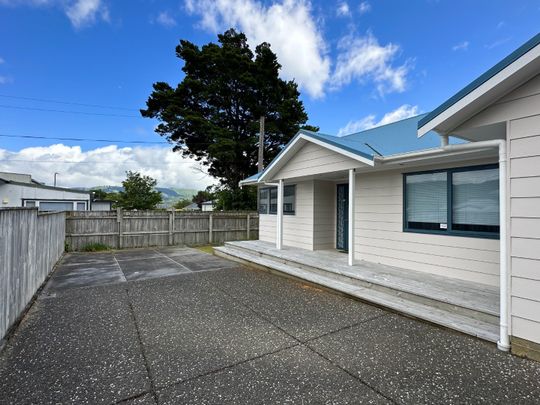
<box><xmin>0</xmin><ymin>104</ymin><xmax>140</xmax><ymax>118</ymax></box>
<box><xmin>0</xmin><ymin>94</ymin><xmax>138</xmax><ymax>112</ymax></box>
<box><xmin>0</xmin><ymin>133</ymin><xmax>169</xmax><ymax>145</ymax></box>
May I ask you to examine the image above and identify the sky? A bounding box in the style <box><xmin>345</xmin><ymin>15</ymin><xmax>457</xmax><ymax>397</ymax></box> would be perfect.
<box><xmin>0</xmin><ymin>0</ymin><xmax>539</xmax><ymax>189</ymax></box>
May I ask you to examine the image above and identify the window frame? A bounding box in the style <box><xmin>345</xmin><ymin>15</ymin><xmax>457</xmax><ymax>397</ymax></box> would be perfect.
<box><xmin>258</xmin><ymin>185</ymin><xmax>296</xmax><ymax>216</ymax></box>
<box><xmin>403</xmin><ymin>164</ymin><xmax>500</xmax><ymax>240</ymax></box>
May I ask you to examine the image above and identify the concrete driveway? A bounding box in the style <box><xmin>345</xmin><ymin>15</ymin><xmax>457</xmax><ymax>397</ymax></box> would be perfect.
<box><xmin>1</xmin><ymin>247</ymin><xmax>540</xmax><ymax>404</ymax></box>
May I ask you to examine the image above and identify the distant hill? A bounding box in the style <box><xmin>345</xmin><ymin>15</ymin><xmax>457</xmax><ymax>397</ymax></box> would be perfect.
<box><xmin>84</xmin><ymin>186</ymin><xmax>199</xmax><ymax>208</ymax></box>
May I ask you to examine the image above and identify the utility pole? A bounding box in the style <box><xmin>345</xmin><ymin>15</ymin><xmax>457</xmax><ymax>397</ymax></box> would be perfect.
<box><xmin>258</xmin><ymin>116</ymin><xmax>265</xmax><ymax>172</ymax></box>
<box><xmin>54</xmin><ymin>172</ymin><xmax>58</xmax><ymax>187</ymax></box>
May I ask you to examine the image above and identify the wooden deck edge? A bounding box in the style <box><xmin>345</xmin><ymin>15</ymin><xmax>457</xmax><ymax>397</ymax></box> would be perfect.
<box><xmin>512</xmin><ymin>337</ymin><xmax>540</xmax><ymax>362</ymax></box>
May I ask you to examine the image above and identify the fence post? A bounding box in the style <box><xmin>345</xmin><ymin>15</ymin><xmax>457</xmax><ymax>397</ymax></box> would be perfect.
<box><xmin>168</xmin><ymin>209</ymin><xmax>174</xmax><ymax>246</ymax></box>
<box><xmin>117</xmin><ymin>208</ymin><xmax>123</xmax><ymax>249</ymax></box>
<box><xmin>246</xmin><ymin>213</ymin><xmax>250</xmax><ymax>240</ymax></box>
<box><xmin>208</xmin><ymin>213</ymin><xmax>213</xmax><ymax>245</ymax></box>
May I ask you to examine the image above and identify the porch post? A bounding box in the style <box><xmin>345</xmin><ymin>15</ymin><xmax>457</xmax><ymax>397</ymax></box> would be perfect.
<box><xmin>276</xmin><ymin>179</ymin><xmax>284</xmax><ymax>249</ymax></box>
<box><xmin>348</xmin><ymin>169</ymin><xmax>355</xmax><ymax>266</ymax></box>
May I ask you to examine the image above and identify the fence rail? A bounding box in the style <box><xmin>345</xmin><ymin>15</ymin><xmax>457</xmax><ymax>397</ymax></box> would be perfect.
<box><xmin>0</xmin><ymin>208</ymin><xmax>65</xmax><ymax>342</ymax></box>
<box><xmin>65</xmin><ymin>210</ymin><xmax>259</xmax><ymax>251</ymax></box>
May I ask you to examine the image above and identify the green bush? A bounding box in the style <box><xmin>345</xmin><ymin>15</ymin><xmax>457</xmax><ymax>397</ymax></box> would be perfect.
<box><xmin>80</xmin><ymin>243</ymin><xmax>111</xmax><ymax>252</ymax></box>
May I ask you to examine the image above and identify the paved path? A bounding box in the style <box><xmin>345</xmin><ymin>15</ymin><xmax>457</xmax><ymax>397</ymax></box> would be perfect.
<box><xmin>1</xmin><ymin>247</ymin><xmax>540</xmax><ymax>404</ymax></box>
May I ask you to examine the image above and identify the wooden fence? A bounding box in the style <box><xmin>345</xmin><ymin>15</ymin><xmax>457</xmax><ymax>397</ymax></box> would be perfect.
<box><xmin>0</xmin><ymin>208</ymin><xmax>65</xmax><ymax>342</ymax></box>
<box><xmin>65</xmin><ymin>210</ymin><xmax>259</xmax><ymax>251</ymax></box>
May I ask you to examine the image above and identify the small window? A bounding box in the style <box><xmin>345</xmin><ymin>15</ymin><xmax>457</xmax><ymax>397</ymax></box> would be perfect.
<box><xmin>404</xmin><ymin>165</ymin><xmax>499</xmax><ymax>238</ymax></box>
<box><xmin>269</xmin><ymin>188</ymin><xmax>278</xmax><ymax>214</ymax></box>
<box><xmin>25</xmin><ymin>201</ymin><xmax>36</xmax><ymax>208</ymax></box>
<box><xmin>258</xmin><ymin>185</ymin><xmax>296</xmax><ymax>215</ymax></box>
<box><xmin>76</xmin><ymin>202</ymin><xmax>86</xmax><ymax>211</ymax></box>
<box><xmin>259</xmin><ymin>188</ymin><xmax>269</xmax><ymax>214</ymax></box>
<box><xmin>283</xmin><ymin>185</ymin><xmax>295</xmax><ymax>215</ymax></box>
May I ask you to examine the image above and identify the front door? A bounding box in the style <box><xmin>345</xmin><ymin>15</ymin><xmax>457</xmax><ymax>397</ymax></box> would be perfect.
<box><xmin>336</xmin><ymin>184</ymin><xmax>348</xmax><ymax>251</ymax></box>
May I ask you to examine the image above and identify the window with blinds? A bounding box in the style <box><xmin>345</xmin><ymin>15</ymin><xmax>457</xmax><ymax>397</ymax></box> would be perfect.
<box><xmin>404</xmin><ymin>165</ymin><xmax>499</xmax><ymax>238</ymax></box>
<box><xmin>258</xmin><ymin>185</ymin><xmax>296</xmax><ymax>215</ymax></box>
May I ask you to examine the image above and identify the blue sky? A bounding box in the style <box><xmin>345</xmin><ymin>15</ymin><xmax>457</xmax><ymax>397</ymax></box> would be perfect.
<box><xmin>0</xmin><ymin>0</ymin><xmax>539</xmax><ymax>188</ymax></box>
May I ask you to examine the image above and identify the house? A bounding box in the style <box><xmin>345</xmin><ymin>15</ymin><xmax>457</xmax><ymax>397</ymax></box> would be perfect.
<box><xmin>0</xmin><ymin>171</ymin><xmax>91</xmax><ymax>211</ymax></box>
<box><xmin>201</xmin><ymin>200</ymin><xmax>214</xmax><ymax>212</ymax></box>
<box><xmin>90</xmin><ymin>199</ymin><xmax>114</xmax><ymax>211</ymax></box>
<box><xmin>181</xmin><ymin>202</ymin><xmax>200</xmax><ymax>211</ymax></box>
<box><xmin>217</xmin><ymin>32</ymin><xmax>540</xmax><ymax>361</ymax></box>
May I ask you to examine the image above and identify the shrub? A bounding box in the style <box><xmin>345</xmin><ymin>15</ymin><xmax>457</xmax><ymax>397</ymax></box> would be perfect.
<box><xmin>80</xmin><ymin>243</ymin><xmax>111</xmax><ymax>252</ymax></box>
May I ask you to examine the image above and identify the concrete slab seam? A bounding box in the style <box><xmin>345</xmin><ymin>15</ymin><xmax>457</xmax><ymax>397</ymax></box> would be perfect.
<box><xmin>151</xmin><ymin>249</ymin><xmax>193</xmax><ymax>273</ymax></box>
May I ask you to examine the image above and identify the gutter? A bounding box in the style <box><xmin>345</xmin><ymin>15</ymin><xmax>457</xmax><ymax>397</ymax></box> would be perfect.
<box><xmin>376</xmin><ymin>139</ymin><xmax>510</xmax><ymax>352</ymax></box>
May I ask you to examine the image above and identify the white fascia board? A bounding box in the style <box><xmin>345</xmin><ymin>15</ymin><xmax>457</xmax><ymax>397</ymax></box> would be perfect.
<box><xmin>258</xmin><ymin>134</ymin><xmax>373</xmax><ymax>182</ymax></box>
<box><xmin>418</xmin><ymin>43</ymin><xmax>540</xmax><ymax>137</ymax></box>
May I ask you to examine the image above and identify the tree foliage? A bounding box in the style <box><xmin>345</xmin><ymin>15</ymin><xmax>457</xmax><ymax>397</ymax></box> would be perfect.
<box><xmin>141</xmin><ymin>29</ymin><xmax>316</xmax><ymax>190</ymax></box>
<box><xmin>173</xmin><ymin>198</ymin><xmax>193</xmax><ymax>210</ymax></box>
<box><xmin>117</xmin><ymin>171</ymin><xmax>163</xmax><ymax>210</ymax></box>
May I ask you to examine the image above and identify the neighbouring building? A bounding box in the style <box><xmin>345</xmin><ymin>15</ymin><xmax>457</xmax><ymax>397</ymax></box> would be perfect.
<box><xmin>201</xmin><ymin>200</ymin><xmax>214</xmax><ymax>212</ymax></box>
<box><xmin>90</xmin><ymin>199</ymin><xmax>114</xmax><ymax>211</ymax></box>
<box><xmin>0</xmin><ymin>171</ymin><xmax>91</xmax><ymax>211</ymax></box>
<box><xmin>225</xmin><ymin>32</ymin><xmax>540</xmax><ymax>361</ymax></box>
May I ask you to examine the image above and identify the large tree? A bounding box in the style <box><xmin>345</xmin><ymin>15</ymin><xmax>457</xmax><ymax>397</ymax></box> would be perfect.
<box><xmin>141</xmin><ymin>29</ymin><xmax>316</xmax><ymax>190</ymax></box>
<box><xmin>117</xmin><ymin>171</ymin><xmax>163</xmax><ymax>210</ymax></box>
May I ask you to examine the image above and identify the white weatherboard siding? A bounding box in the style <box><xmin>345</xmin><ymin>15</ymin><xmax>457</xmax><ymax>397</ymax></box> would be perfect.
<box><xmin>259</xmin><ymin>181</ymin><xmax>315</xmax><ymax>250</ymax></box>
<box><xmin>353</xmin><ymin>160</ymin><xmax>500</xmax><ymax>287</ymax></box>
<box><xmin>313</xmin><ymin>180</ymin><xmax>336</xmax><ymax>250</ymax></box>
<box><xmin>509</xmin><ymin>113</ymin><xmax>540</xmax><ymax>346</ymax></box>
<box><xmin>275</xmin><ymin>141</ymin><xmax>361</xmax><ymax>179</ymax></box>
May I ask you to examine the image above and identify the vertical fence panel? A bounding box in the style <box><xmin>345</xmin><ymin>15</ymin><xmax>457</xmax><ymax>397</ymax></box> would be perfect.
<box><xmin>0</xmin><ymin>208</ymin><xmax>65</xmax><ymax>342</ymax></box>
<box><xmin>65</xmin><ymin>210</ymin><xmax>258</xmax><ymax>251</ymax></box>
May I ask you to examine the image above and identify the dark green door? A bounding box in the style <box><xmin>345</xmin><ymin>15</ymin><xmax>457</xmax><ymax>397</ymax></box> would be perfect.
<box><xmin>336</xmin><ymin>184</ymin><xmax>349</xmax><ymax>251</ymax></box>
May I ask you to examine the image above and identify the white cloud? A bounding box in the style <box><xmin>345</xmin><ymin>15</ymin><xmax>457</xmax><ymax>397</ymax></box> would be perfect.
<box><xmin>184</xmin><ymin>0</ymin><xmax>331</xmax><ymax>99</ymax></box>
<box><xmin>0</xmin><ymin>75</ymin><xmax>13</xmax><ymax>84</ymax></box>
<box><xmin>337</xmin><ymin>104</ymin><xmax>419</xmax><ymax>136</ymax></box>
<box><xmin>331</xmin><ymin>32</ymin><xmax>410</xmax><ymax>95</ymax></box>
<box><xmin>336</xmin><ymin>1</ymin><xmax>350</xmax><ymax>17</ymax></box>
<box><xmin>452</xmin><ymin>40</ymin><xmax>469</xmax><ymax>51</ymax></box>
<box><xmin>358</xmin><ymin>1</ymin><xmax>370</xmax><ymax>14</ymax></box>
<box><xmin>66</xmin><ymin>0</ymin><xmax>108</xmax><ymax>28</ymax></box>
<box><xmin>0</xmin><ymin>0</ymin><xmax>109</xmax><ymax>28</ymax></box>
<box><xmin>155</xmin><ymin>11</ymin><xmax>176</xmax><ymax>27</ymax></box>
<box><xmin>0</xmin><ymin>144</ymin><xmax>216</xmax><ymax>189</ymax></box>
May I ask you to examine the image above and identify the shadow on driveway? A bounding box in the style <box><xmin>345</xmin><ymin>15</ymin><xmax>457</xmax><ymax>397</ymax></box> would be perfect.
<box><xmin>1</xmin><ymin>247</ymin><xmax>540</xmax><ymax>404</ymax></box>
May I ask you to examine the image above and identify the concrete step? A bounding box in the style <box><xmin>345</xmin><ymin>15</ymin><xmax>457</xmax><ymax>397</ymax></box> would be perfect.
<box><xmin>214</xmin><ymin>245</ymin><xmax>499</xmax><ymax>344</ymax></box>
<box><xmin>222</xmin><ymin>242</ymin><xmax>499</xmax><ymax>327</ymax></box>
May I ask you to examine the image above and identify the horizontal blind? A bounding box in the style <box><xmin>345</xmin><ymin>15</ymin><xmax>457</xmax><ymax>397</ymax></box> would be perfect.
<box><xmin>406</xmin><ymin>172</ymin><xmax>447</xmax><ymax>224</ymax></box>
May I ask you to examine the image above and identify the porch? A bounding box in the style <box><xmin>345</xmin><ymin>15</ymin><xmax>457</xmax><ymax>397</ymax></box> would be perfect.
<box><xmin>215</xmin><ymin>240</ymin><xmax>500</xmax><ymax>343</ymax></box>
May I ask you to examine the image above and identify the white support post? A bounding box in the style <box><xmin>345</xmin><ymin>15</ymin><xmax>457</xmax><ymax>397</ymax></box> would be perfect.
<box><xmin>276</xmin><ymin>179</ymin><xmax>284</xmax><ymax>250</ymax></box>
<box><xmin>348</xmin><ymin>169</ymin><xmax>355</xmax><ymax>266</ymax></box>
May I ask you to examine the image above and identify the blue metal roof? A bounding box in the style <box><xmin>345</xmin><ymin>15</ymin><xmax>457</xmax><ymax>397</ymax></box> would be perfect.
<box><xmin>418</xmin><ymin>32</ymin><xmax>540</xmax><ymax>130</ymax></box>
<box><xmin>240</xmin><ymin>115</ymin><xmax>463</xmax><ymax>184</ymax></box>
<box><xmin>339</xmin><ymin>114</ymin><xmax>454</xmax><ymax>156</ymax></box>
<box><xmin>239</xmin><ymin>172</ymin><xmax>262</xmax><ymax>184</ymax></box>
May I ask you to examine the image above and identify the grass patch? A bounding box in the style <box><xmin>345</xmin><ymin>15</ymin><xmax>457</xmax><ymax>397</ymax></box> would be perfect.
<box><xmin>80</xmin><ymin>242</ymin><xmax>111</xmax><ymax>252</ymax></box>
<box><xmin>195</xmin><ymin>245</ymin><xmax>214</xmax><ymax>254</ymax></box>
